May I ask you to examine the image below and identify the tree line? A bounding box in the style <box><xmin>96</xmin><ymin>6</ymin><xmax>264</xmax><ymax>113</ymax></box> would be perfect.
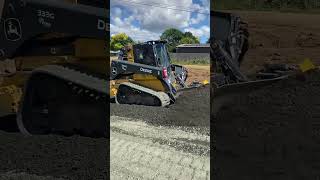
<box><xmin>214</xmin><ymin>0</ymin><xmax>320</xmax><ymax>10</ymax></box>
<box><xmin>110</xmin><ymin>28</ymin><xmax>202</xmax><ymax>52</ymax></box>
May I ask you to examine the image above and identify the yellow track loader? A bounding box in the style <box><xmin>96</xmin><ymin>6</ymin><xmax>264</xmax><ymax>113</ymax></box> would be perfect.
<box><xmin>110</xmin><ymin>40</ymin><xmax>206</xmax><ymax>107</ymax></box>
<box><xmin>0</xmin><ymin>0</ymin><xmax>108</xmax><ymax>137</ymax></box>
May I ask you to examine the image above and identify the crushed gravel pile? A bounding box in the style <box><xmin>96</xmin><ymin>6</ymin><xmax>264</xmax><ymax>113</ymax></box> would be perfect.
<box><xmin>214</xmin><ymin>69</ymin><xmax>320</xmax><ymax>179</ymax></box>
<box><xmin>111</xmin><ymin>85</ymin><xmax>210</xmax><ymax>128</ymax></box>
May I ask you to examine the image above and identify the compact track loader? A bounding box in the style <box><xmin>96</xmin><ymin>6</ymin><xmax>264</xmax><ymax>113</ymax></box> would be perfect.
<box><xmin>0</xmin><ymin>0</ymin><xmax>108</xmax><ymax>137</ymax></box>
<box><xmin>110</xmin><ymin>40</ymin><xmax>199</xmax><ymax>107</ymax></box>
<box><xmin>211</xmin><ymin>11</ymin><xmax>305</xmax><ymax>114</ymax></box>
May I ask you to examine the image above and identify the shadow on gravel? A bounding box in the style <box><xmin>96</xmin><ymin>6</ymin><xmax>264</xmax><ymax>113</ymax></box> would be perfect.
<box><xmin>0</xmin><ymin>115</ymin><xmax>19</xmax><ymax>133</ymax></box>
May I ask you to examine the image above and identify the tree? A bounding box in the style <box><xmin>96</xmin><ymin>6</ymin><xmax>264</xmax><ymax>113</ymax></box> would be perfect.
<box><xmin>184</xmin><ymin>32</ymin><xmax>194</xmax><ymax>38</ymax></box>
<box><xmin>180</xmin><ymin>37</ymin><xmax>197</xmax><ymax>44</ymax></box>
<box><xmin>160</xmin><ymin>28</ymin><xmax>184</xmax><ymax>52</ymax></box>
<box><xmin>160</xmin><ymin>29</ymin><xmax>201</xmax><ymax>52</ymax></box>
<box><xmin>181</xmin><ymin>31</ymin><xmax>200</xmax><ymax>44</ymax></box>
<box><xmin>110</xmin><ymin>33</ymin><xmax>134</xmax><ymax>51</ymax></box>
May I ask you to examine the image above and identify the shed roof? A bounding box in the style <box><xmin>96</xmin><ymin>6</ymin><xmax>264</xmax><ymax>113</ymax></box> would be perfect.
<box><xmin>176</xmin><ymin>44</ymin><xmax>210</xmax><ymax>48</ymax></box>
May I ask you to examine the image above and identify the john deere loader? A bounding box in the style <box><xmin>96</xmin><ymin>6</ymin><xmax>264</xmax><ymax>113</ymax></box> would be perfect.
<box><xmin>0</xmin><ymin>0</ymin><xmax>108</xmax><ymax>137</ymax></box>
<box><xmin>110</xmin><ymin>40</ymin><xmax>204</xmax><ymax>107</ymax></box>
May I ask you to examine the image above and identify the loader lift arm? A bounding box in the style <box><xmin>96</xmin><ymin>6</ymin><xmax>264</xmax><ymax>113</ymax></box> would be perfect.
<box><xmin>210</xmin><ymin>11</ymin><xmax>249</xmax><ymax>86</ymax></box>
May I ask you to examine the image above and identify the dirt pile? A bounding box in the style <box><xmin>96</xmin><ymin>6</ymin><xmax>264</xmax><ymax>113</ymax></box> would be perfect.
<box><xmin>111</xmin><ymin>85</ymin><xmax>210</xmax><ymax>128</ymax></box>
<box><xmin>229</xmin><ymin>11</ymin><xmax>320</xmax><ymax>75</ymax></box>
<box><xmin>214</xmin><ymin>70</ymin><xmax>320</xmax><ymax>179</ymax></box>
<box><xmin>0</xmin><ymin>129</ymin><xmax>107</xmax><ymax>180</ymax></box>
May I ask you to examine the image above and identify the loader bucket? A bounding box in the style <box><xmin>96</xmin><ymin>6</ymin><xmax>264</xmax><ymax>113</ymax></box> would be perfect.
<box><xmin>212</xmin><ymin>75</ymin><xmax>290</xmax><ymax>115</ymax></box>
<box><xmin>210</xmin><ymin>11</ymin><xmax>292</xmax><ymax>115</ymax></box>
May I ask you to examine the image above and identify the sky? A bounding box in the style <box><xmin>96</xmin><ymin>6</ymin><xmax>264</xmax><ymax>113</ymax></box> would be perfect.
<box><xmin>110</xmin><ymin>0</ymin><xmax>210</xmax><ymax>44</ymax></box>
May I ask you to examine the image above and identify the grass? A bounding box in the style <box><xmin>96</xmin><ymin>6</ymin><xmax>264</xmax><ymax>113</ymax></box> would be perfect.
<box><xmin>213</xmin><ymin>0</ymin><xmax>320</xmax><ymax>14</ymax></box>
<box><xmin>111</xmin><ymin>56</ymin><xmax>210</xmax><ymax>66</ymax></box>
<box><xmin>171</xmin><ymin>58</ymin><xmax>210</xmax><ymax>66</ymax></box>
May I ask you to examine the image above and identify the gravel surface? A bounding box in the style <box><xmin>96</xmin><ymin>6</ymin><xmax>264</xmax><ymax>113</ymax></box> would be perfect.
<box><xmin>0</xmin><ymin>124</ymin><xmax>107</xmax><ymax>180</ymax></box>
<box><xmin>111</xmin><ymin>116</ymin><xmax>210</xmax><ymax>156</ymax></box>
<box><xmin>0</xmin><ymin>171</ymin><xmax>64</xmax><ymax>180</ymax></box>
<box><xmin>110</xmin><ymin>85</ymin><xmax>210</xmax><ymax>179</ymax></box>
<box><xmin>214</xmin><ymin>69</ymin><xmax>320</xmax><ymax>179</ymax></box>
<box><xmin>110</xmin><ymin>85</ymin><xmax>210</xmax><ymax>134</ymax></box>
<box><xmin>110</xmin><ymin>131</ymin><xmax>210</xmax><ymax>180</ymax></box>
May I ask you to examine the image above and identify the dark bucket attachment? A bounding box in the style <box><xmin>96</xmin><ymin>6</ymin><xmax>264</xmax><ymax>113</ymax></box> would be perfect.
<box><xmin>212</xmin><ymin>75</ymin><xmax>290</xmax><ymax>115</ymax></box>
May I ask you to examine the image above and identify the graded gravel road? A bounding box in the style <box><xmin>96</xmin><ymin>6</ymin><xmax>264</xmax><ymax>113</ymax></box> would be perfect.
<box><xmin>110</xmin><ymin>115</ymin><xmax>210</xmax><ymax>180</ymax></box>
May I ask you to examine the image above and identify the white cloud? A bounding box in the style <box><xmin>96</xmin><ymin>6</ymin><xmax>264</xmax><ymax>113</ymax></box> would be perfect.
<box><xmin>112</xmin><ymin>7</ymin><xmax>122</xmax><ymax>18</ymax></box>
<box><xmin>110</xmin><ymin>22</ymin><xmax>160</xmax><ymax>42</ymax></box>
<box><xmin>110</xmin><ymin>0</ymin><xmax>209</xmax><ymax>42</ymax></box>
<box><xmin>112</xmin><ymin>0</ymin><xmax>195</xmax><ymax>32</ymax></box>
<box><xmin>200</xmin><ymin>0</ymin><xmax>210</xmax><ymax>7</ymax></box>
<box><xmin>190</xmin><ymin>13</ymin><xmax>206</xmax><ymax>25</ymax></box>
<box><xmin>184</xmin><ymin>25</ymin><xmax>210</xmax><ymax>39</ymax></box>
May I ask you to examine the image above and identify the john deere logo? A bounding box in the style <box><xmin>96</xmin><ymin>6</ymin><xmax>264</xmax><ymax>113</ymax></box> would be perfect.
<box><xmin>4</xmin><ymin>18</ymin><xmax>22</xmax><ymax>41</ymax></box>
<box><xmin>97</xmin><ymin>19</ymin><xmax>109</xmax><ymax>31</ymax></box>
<box><xmin>140</xmin><ymin>67</ymin><xmax>152</xmax><ymax>74</ymax></box>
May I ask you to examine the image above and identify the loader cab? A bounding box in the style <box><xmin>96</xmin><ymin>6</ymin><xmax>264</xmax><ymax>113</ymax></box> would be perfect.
<box><xmin>133</xmin><ymin>41</ymin><xmax>171</xmax><ymax>69</ymax></box>
<box><xmin>132</xmin><ymin>41</ymin><xmax>178</xmax><ymax>92</ymax></box>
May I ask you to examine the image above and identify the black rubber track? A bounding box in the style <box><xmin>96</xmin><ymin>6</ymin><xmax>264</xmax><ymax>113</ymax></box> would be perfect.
<box><xmin>17</xmin><ymin>65</ymin><xmax>108</xmax><ymax>138</ymax></box>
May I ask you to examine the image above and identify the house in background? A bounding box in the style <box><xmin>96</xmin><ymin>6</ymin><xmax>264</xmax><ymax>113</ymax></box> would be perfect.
<box><xmin>176</xmin><ymin>44</ymin><xmax>210</xmax><ymax>53</ymax></box>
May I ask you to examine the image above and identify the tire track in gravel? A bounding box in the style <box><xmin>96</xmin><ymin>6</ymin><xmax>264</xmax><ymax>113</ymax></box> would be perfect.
<box><xmin>111</xmin><ymin>116</ymin><xmax>210</xmax><ymax>156</ymax></box>
<box><xmin>110</xmin><ymin>131</ymin><xmax>210</xmax><ymax>180</ymax></box>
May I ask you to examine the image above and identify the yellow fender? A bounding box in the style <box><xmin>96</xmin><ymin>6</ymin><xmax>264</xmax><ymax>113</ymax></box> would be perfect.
<box><xmin>0</xmin><ymin>85</ymin><xmax>22</xmax><ymax>116</ymax></box>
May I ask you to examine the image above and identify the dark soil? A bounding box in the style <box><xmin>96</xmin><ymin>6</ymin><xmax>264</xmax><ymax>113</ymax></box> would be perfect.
<box><xmin>0</xmin><ymin>118</ymin><xmax>108</xmax><ymax>180</ymax></box>
<box><xmin>214</xmin><ymin>70</ymin><xmax>320</xmax><ymax>179</ymax></box>
<box><xmin>110</xmin><ymin>85</ymin><xmax>210</xmax><ymax>127</ymax></box>
<box><xmin>229</xmin><ymin>11</ymin><xmax>320</xmax><ymax>75</ymax></box>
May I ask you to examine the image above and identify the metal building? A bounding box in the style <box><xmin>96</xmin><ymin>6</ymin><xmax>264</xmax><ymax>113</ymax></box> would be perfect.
<box><xmin>176</xmin><ymin>44</ymin><xmax>210</xmax><ymax>53</ymax></box>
